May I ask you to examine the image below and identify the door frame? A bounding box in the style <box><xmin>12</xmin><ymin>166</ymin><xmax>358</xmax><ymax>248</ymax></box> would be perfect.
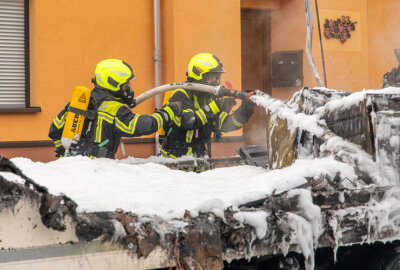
<box><xmin>241</xmin><ymin>8</ymin><xmax>272</xmax><ymax>95</ymax></box>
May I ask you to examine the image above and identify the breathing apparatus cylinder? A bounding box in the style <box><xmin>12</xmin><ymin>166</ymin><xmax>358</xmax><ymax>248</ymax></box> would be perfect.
<box><xmin>61</xmin><ymin>86</ymin><xmax>91</xmax><ymax>150</ymax></box>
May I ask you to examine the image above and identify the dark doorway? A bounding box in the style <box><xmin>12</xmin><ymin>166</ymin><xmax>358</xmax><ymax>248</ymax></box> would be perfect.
<box><xmin>241</xmin><ymin>9</ymin><xmax>271</xmax><ymax>145</ymax></box>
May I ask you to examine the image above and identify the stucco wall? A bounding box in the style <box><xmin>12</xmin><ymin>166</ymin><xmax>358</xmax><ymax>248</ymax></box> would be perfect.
<box><xmin>1</xmin><ymin>0</ymin><xmax>399</xmax><ymax>159</ymax></box>
<box><xmin>307</xmin><ymin>0</ymin><xmax>399</xmax><ymax>92</ymax></box>
<box><xmin>311</xmin><ymin>0</ymin><xmax>369</xmax><ymax>92</ymax></box>
<box><xmin>3</xmin><ymin>0</ymin><xmax>156</xmax><ymax>142</ymax></box>
<box><xmin>1</xmin><ymin>0</ymin><xmax>243</xmax><ymax>143</ymax></box>
<box><xmin>367</xmin><ymin>0</ymin><xmax>400</xmax><ymax>88</ymax></box>
<box><xmin>270</xmin><ymin>0</ymin><xmax>399</xmax><ymax>98</ymax></box>
<box><xmin>270</xmin><ymin>0</ymin><xmax>311</xmax><ymax>100</ymax></box>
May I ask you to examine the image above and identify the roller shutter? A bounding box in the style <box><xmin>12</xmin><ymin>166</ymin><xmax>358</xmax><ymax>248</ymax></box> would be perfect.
<box><xmin>0</xmin><ymin>0</ymin><xmax>26</xmax><ymax>108</ymax></box>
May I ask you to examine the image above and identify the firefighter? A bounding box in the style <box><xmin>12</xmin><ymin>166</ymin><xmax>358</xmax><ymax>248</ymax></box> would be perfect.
<box><xmin>49</xmin><ymin>59</ymin><xmax>180</xmax><ymax>158</ymax></box>
<box><xmin>160</xmin><ymin>53</ymin><xmax>255</xmax><ymax>159</ymax></box>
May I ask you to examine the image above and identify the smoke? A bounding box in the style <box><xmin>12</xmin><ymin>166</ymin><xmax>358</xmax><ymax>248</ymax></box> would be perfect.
<box><xmin>243</xmin><ymin>107</ymin><xmax>267</xmax><ymax>145</ymax></box>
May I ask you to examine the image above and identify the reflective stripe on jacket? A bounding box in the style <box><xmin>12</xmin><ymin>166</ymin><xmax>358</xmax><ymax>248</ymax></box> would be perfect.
<box><xmin>49</xmin><ymin>87</ymin><xmax>164</xmax><ymax>158</ymax></box>
<box><xmin>161</xmin><ymin>88</ymin><xmax>252</xmax><ymax>158</ymax></box>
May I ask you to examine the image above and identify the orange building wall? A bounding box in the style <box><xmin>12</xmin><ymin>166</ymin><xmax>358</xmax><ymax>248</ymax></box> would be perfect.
<box><xmin>0</xmin><ymin>0</ymin><xmax>245</xmax><ymax>160</ymax></box>
<box><xmin>310</xmin><ymin>0</ymin><xmax>369</xmax><ymax>92</ymax></box>
<box><xmin>1</xmin><ymin>0</ymin><xmax>156</xmax><ymax>143</ymax></box>
<box><xmin>161</xmin><ymin>0</ymin><xmax>243</xmax><ymax>138</ymax></box>
<box><xmin>2</xmin><ymin>0</ymin><xmax>400</xmax><ymax>161</ymax></box>
<box><xmin>241</xmin><ymin>0</ymin><xmax>281</xmax><ymax>10</ymax></box>
<box><xmin>367</xmin><ymin>0</ymin><xmax>400</xmax><ymax>88</ymax></box>
<box><xmin>310</xmin><ymin>0</ymin><xmax>400</xmax><ymax>92</ymax></box>
<box><xmin>0</xmin><ymin>0</ymin><xmax>244</xmax><ymax>143</ymax></box>
<box><xmin>270</xmin><ymin>0</ymin><xmax>312</xmax><ymax>100</ymax></box>
<box><xmin>162</xmin><ymin>0</ymin><xmax>242</xmax><ymax>89</ymax></box>
<box><xmin>269</xmin><ymin>0</ymin><xmax>399</xmax><ymax>98</ymax></box>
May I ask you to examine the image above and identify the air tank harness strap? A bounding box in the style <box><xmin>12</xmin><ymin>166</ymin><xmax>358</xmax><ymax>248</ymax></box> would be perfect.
<box><xmin>67</xmin><ymin>106</ymin><xmax>97</xmax><ymax>120</ymax></box>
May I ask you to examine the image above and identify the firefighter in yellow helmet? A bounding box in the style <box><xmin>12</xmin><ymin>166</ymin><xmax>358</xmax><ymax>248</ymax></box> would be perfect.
<box><xmin>49</xmin><ymin>59</ymin><xmax>180</xmax><ymax>158</ymax></box>
<box><xmin>160</xmin><ymin>53</ymin><xmax>255</xmax><ymax>159</ymax></box>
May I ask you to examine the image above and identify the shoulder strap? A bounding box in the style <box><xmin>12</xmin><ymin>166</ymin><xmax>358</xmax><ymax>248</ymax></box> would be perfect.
<box><xmin>68</xmin><ymin>106</ymin><xmax>97</xmax><ymax>120</ymax></box>
<box><xmin>80</xmin><ymin>96</ymin><xmax>100</xmax><ymax>143</ymax></box>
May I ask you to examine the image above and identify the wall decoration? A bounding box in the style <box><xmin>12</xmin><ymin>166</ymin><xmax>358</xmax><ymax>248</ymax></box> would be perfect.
<box><xmin>324</xmin><ymin>16</ymin><xmax>357</xmax><ymax>43</ymax></box>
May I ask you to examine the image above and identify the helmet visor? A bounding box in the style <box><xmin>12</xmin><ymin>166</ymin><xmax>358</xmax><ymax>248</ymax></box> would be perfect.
<box><xmin>205</xmin><ymin>72</ymin><xmax>221</xmax><ymax>86</ymax></box>
<box><xmin>209</xmin><ymin>65</ymin><xmax>225</xmax><ymax>73</ymax></box>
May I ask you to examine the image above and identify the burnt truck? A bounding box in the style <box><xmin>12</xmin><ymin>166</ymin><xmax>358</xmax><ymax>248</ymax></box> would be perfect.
<box><xmin>0</xmin><ymin>86</ymin><xmax>400</xmax><ymax>270</ymax></box>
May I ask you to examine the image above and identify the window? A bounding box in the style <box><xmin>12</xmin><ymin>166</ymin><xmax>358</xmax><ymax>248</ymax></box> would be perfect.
<box><xmin>0</xmin><ymin>0</ymin><xmax>39</xmax><ymax>112</ymax></box>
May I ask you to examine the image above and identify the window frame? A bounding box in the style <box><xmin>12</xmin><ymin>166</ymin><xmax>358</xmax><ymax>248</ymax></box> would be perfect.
<box><xmin>0</xmin><ymin>0</ymin><xmax>40</xmax><ymax>113</ymax></box>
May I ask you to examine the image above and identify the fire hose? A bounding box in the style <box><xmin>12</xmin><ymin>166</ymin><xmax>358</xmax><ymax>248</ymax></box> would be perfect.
<box><xmin>132</xmin><ymin>82</ymin><xmax>258</xmax><ymax>107</ymax></box>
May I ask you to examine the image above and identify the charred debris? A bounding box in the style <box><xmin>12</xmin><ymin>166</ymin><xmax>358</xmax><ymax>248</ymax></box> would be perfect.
<box><xmin>1</xmin><ymin>87</ymin><xmax>400</xmax><ymax>269</ymax></box>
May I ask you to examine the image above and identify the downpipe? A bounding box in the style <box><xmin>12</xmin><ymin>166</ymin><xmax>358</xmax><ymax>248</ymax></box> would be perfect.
<box><xmin>153</xmin><ymin>0</ymin><xmax>162</xmax><ymax>155</ymax></box>
<box><xmin>304</xmin><ymin>0</ymin><xmax>323</xmax><ymax>87</ymax></box>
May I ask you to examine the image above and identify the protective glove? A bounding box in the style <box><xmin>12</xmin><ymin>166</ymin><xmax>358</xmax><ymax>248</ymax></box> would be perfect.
<box><xmin>201</xmin><ymin>99</ymin><xmax>222</xmax><ymax>121</ymax></box>
<box><xmin>245</xmin><ymin>89</ymin><xmax>256</xmax><ymax>104</ymax></box>
<box><xmin>217</xmin><ymin>86</ymin><xmax>252</xmax><ymax>102</ymax></box>
<box><xmin>167</xmin><ymin>101</ymin><xmax>183</xmax><ymax>117</ymax></box>
<box><xmin>217</xmin><ymin>86</ymin><xmax>234</xmax><ymax>98</ymax></box>
<box><xmin>55</xmin><ymin>145</ymin><xmax>66</xmax><ymax>157</ymax></box>
<box><xmin>216</xmin><ymin>97</ymin><xmax>236</xmax><ymax>113</ymax></box>
<box><xmin>239</xmin><ymin>90</ymin><xmax>255</xmax><ymax>117</ymax></box>
<box><xmin>155</xmin><ymin>102</ymin><xmax>183</xmax><ymax>128</ymax></box>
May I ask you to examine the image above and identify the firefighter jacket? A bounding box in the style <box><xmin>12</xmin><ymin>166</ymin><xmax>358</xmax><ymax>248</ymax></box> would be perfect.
<box><xmin>161</xmin><ymin>88</ymin><xmax>254</xmax><ymax>158</ymax></box>
<box><xmin>49</xmin><ymin>87</ymin><xmax>167</xmax><ymax>159</ymax></box>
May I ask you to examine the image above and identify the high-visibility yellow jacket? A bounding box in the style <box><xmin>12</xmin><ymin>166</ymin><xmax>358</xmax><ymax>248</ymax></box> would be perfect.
<box><xmin>49</xmin><ymin>87</ymin><xmax>166</xmax><ymax>158</ymax></box>
<box><xmin>161</xmin><ymin>88</ymin><xmax>254</xmax><ymax>158</ymax></box>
